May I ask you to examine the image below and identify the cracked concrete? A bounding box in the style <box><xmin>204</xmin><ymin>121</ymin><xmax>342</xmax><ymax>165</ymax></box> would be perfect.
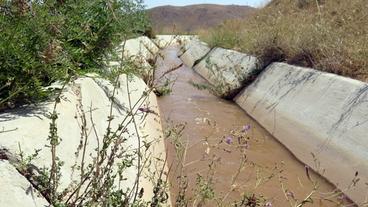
<box><xmin>180</xmin><ymin>38</ymin><xmax>211</xmax><ymax>68</ymax></box>
<box><xmin>193</xmin><ymin>47</ymin><xmax>261</xmax><ymax>98</ymax></box>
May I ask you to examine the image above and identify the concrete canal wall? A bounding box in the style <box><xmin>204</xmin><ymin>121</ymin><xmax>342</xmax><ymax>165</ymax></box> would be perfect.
<box><xmin>1</xmin><ymin>35</ymin><xmax>366</xmax><ymax>205</ymax></box>
<box><xmin>181</xmin><ymin>37</ymin><xmax>368</xmax><ymax>205</ymax></box>
<box><xmin>0</xmin><ymin>37</ymin><xmax>170</xmax><ymax>206</ymax></box>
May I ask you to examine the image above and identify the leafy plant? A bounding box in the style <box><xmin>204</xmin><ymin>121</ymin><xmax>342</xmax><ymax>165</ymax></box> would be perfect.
<box><xmin>0</xmin><ymin>0</ymin><xmax>149</xmax><ymax>110</ymax></box>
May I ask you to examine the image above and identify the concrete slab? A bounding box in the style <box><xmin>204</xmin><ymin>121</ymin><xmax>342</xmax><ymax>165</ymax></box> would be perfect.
<box><xmin>180</xmin><ymin>39</ymin><xmax>211</xmax><ymax>68</ymax></box>
<box><xmin>235</xmin><ymin>62</ymin><xmax>368</xmax><ymax>204</ymax></box>
<box><xmin>194</xmin><ymin>47</ymin><xmax>260</xmax><ymax>98</ymax></box>
<box><xmin>0</xmin><ymin>160</ymin><xmax>50</xmax><ymax>207</ymax></box>
<box><xmin>0</xmin><ymin>75</ymin><xmax>169</xmax><ymax>204</ymax></box>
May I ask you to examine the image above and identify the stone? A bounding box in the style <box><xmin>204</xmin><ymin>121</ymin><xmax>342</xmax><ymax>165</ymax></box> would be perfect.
<box><xmin>235</xmin><ymin>62</ymin><xmax>368</xmax><ymax>205</ymax></box>
<box><xmin>180</xmin><ymin>39</ymin><xmax>211</xmax><ymax>68</ymax></box>
<box><xmin>193</xmin><ymin>47</ymin><xmax>261</xmax><ymax>98</ymax></box>
<box><xmin>0</xmin><ymin>160</ymin><xmax>49</xmax><ymax>207</ymax></box>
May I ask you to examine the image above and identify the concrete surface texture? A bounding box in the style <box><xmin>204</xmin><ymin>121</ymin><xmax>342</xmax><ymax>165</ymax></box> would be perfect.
<box><xmin>193</xmin><ymin>47</ymin><xmax>261</xmax><ymax>98</ymax></box>
<box><xmin>235</xmin><ymin>62</ymin><xmax>368</xmax><ymax>205</ymax></box>
<box><xmin>121</xmin><ymin>36</ymin><xmax>159</xmax><ymax>74</ymax></box>
<box><xmin>2</xmin><ymin>35</ymin><xmax>367</xmax><ymax>206</ymax></box>
<box><xmin>0</xmin><ymin>160</ymin><xmax>50</xmax><ymax>207</ymax></box>
<box><xmin>180</xmin><ymin>38</ymin><xmax>211</xmax><ymax>68</ymax></box>
<box><xmin>0</xmin><ymin>74</ymin><xmax>168</xmax><ymax>205</ymax></box>
<box><xmin>124</xmin><ymin>36</ymin><xmax>159</xmax><ymax>59</ymax></box>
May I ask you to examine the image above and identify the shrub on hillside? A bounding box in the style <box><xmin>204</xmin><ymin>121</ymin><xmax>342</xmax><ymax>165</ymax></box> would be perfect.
<box><xmin>200</xmin><ymin>0</ymin><xmax>368</xmax><ymax>81</ymax></box>
<box><xmin>0</xmin><ymin>0</ymin><xmax>149</xmax><ymax>110</ymax></box>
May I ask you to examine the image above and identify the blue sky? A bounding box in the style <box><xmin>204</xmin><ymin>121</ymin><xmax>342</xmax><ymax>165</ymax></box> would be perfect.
<box><xmin>144</xmin><ymin>0</ymin><xmax>270</xmax><ymax>8</ymax></box>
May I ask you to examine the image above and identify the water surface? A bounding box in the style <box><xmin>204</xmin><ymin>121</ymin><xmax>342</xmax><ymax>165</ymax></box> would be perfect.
<box><xmin>155</xmin><ymin>46</ymin><xmax>351</xmax><ymax>206</ymax></box>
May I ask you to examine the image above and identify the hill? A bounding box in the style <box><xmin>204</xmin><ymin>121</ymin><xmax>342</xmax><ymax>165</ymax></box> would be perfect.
<box><xmin>200</xmin><ymin>0</ymin><xmax>368</xmax><ymax>81</ymax></box>
<box><xmin>147</xmin><ymin>4</ymin><xmax>255</xmax><ymax>33</ymax></box>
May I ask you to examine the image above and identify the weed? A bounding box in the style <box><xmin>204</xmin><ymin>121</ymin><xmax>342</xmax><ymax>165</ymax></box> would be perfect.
<box><xmin>0</xmin><ymin>0</ymin><xmax>149</xmax><ymax>110</ymax></box>
<box><xmin>200</xmin><ymin>0</ymin><xmax>368</xmax><ymax>81</ymax></box>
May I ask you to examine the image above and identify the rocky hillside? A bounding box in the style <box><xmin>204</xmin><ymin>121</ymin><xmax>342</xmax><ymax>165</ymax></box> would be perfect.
<box><xmin>148</xmin><ymin>4</ymin><xmax>255</xmax><ymax>33</ymax></box>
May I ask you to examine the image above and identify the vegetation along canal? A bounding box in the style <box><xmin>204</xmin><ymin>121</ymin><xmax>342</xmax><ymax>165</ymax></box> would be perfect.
<box><xmin>154</xmin><ymin>46</ymin><xmax>353</xmax><ymax>206</ymax></box>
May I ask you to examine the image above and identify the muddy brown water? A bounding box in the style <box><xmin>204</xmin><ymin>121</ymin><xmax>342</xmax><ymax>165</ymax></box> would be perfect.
<box><xmin>155</xmin><ymin>46</ymin><xmax>352</xmax><ymax>206</ymax></box>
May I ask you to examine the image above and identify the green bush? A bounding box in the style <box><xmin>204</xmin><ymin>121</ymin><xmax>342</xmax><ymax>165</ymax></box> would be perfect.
<box><xmin>0</xmin><ymin>0</ymin><xmax>149</xmax><ymax>110</ymax></box>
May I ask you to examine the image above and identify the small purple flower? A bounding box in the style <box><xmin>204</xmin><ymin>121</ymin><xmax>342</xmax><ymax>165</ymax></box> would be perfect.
<box><xmin>265</xmin><ymin>201</ymin><xmax>272</xmax><ymax>207</ymax></box>
<box><xmin>225</xmin><ymin>136</ymin><xmax>233</xmax><ymax>144</ymax></box>
<box><xmin>242</xmin><ymin>124</ymin><xmax>251</xmax><ymax>133</ymax></box>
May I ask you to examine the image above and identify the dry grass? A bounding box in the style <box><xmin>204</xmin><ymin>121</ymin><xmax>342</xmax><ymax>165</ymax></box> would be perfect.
<box><xmin>199</xmin><ymin>0</ymin><xmax>368</xmax><ymax>81</ymax></box>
